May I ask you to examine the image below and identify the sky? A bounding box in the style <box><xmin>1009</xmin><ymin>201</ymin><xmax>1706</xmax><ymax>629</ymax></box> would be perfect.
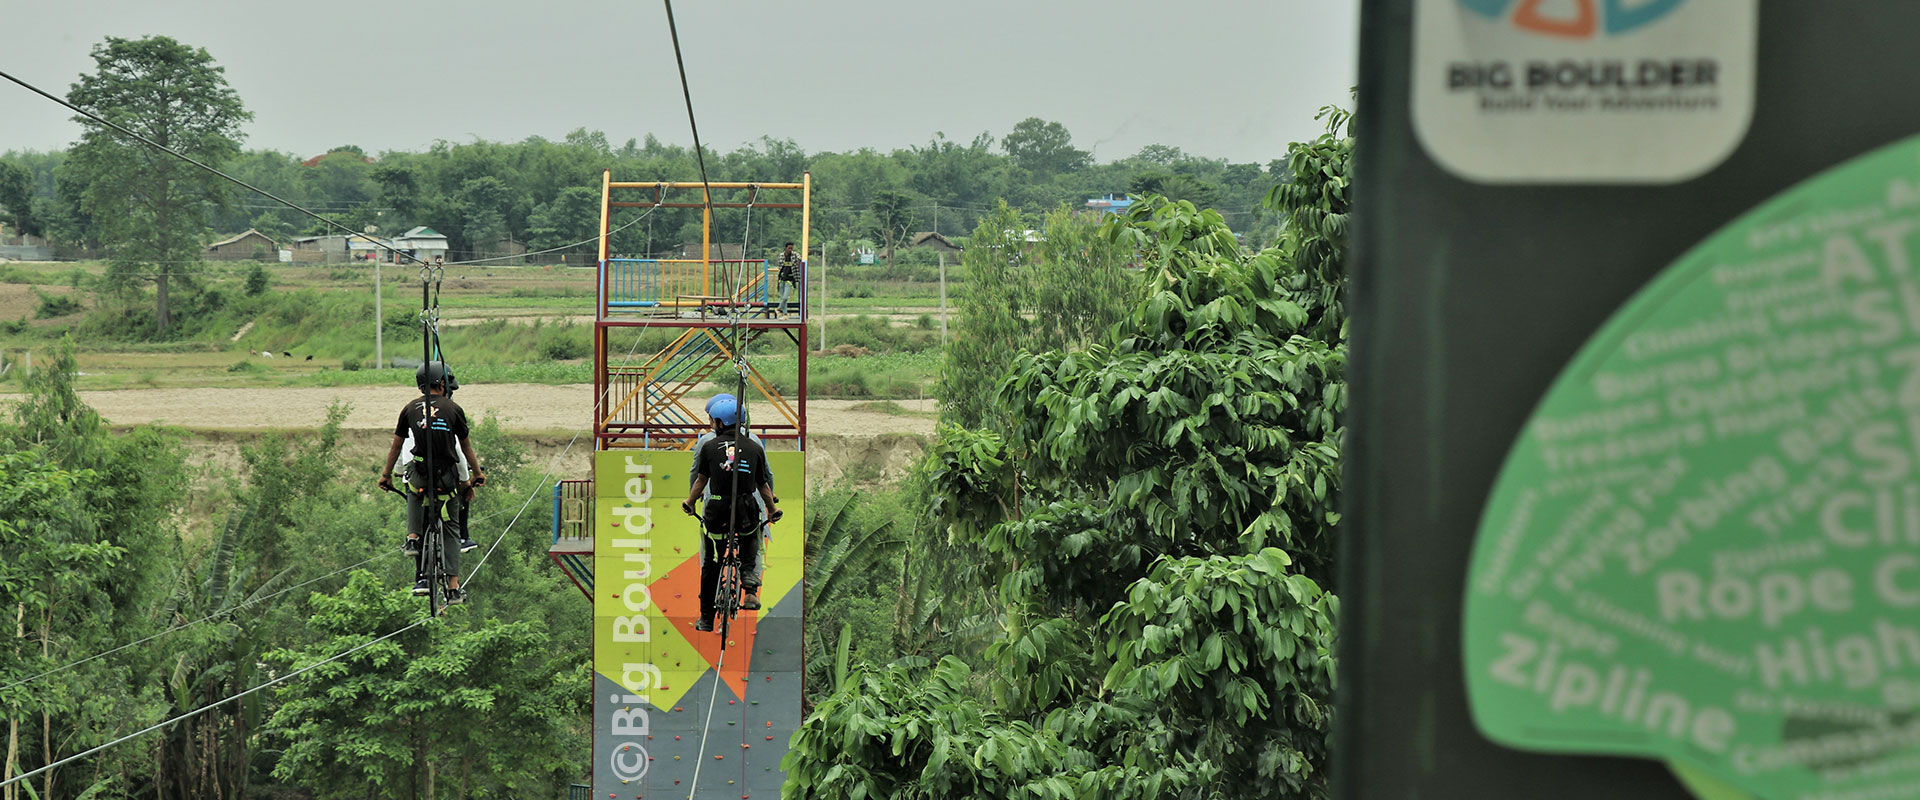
<box><xmin>3</xmin><ymin>0</ymin><xmax>1359</xmax><ymax>166</ymax></box>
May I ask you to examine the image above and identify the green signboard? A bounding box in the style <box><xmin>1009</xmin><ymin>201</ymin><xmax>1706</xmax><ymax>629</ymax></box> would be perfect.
<box><xmin>1347</xmin><ymin>2</ymin><xmax>1920</xmax><ymax>798</ymax></box>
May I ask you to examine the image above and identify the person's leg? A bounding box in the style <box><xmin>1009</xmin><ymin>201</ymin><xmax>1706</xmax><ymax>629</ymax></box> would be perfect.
<box><xmin>776</xmin><ymin>281</ymin><xmax>792</xmax><ymax>315</ymax></box>
<box><xmin>698</xmin><ymin>535</ymin><xmax>719</xmax><ymax>625</ymax></box>
<box><xmin>406</xmin><ymin>488</ymin><xmax>426</xmax><ymax>586</ymax></box>
<box><xmin>739</xmin><ymin>529</ymin><xmax>762</xmax><ymax>609</ymax></box>
<box><xmin>443</xmin><ymin>491</ymin><xmax>465</xmax><ymax>587</ymax></box>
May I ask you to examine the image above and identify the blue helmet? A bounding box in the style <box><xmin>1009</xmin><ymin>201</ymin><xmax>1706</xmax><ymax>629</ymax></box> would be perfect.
<box><xmin>708</xmin><ymin>395</ymin><xmax>741</xmax><ymax>427</ymax></box>
<box><xmin>705</xmin><ymin>393</ymin><xmax>737</xmax><ymax>416</ymax></box>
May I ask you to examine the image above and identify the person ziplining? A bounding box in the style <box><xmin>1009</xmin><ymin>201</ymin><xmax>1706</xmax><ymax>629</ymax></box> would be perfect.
<box><xmin>682</xmin><ymin>394</ymin><xmax>782</xmax><ymax>632</ymax></box>
<box><xmin>378</xmin><ymin>361</ymin><xmax>485</xmax><ymax>602</ymax></box>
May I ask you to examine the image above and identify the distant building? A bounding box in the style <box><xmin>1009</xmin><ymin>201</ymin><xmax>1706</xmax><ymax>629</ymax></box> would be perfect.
<box><xmin>393</xmin><ymin>226</ymin><xmax>449</xmax><ymax>264</ymax></box>
<box><xmin>291</xmin><ymin>234</ymin><xmax>354</xmax><ymax>263</ymax></box>
<box><xmin>207</xmin><ymin>229</ymin><xmax>278</xmax><ymax>261</ymax></box>
<box><xmin>907</xmin><ymin>232</ymin><xmax>962</xmax><ymax>253</ymax></box>
<box><xmin>1085</xmin><ymin>193</ymin><xmax>1135</xmax><ymax>216</ymax></box>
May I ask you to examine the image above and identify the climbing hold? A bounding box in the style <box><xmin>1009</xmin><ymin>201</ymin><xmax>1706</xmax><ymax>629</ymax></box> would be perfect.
<box><xmin>715</xmin><ymin>755</ymin><xmax>725</xmax><ymax>760</ymax></box>
<box><xmin>766</xmin><ymin>721</ymin><xmax>772</xmax><ymax>727</ymax></box>
<box><xmin>674</xmin><ymin>735</ymin><xmax>681</xmax><ymax>740</ymax></box>
<box><xmin>751</xmin><ymin>701</ymin><xmax>759</xmax><ymax>705</ymax></box>
<box><xmin>674</xmin><ymin>706</ymin><xmax>684</xmax><ymax>712</ymax></box>
<box><xmin>766</xmin><ymin>735</ymin><xmax>774</xmax><ymax>740</ymax></box>
<box><xmin>673</xmin><ymin>755</ymin><xmax>681</xmax><ymax>760</ymax></box>
<box><xmin>729</xmin><ymin>699</ymin><xmax>736</xmax><ymax>705</ymax></box>
<box><xmin>728</xmin><ymin>721</ymin><xmax>736</xmax><ymax>726</ymax></box>
<box><xmin>742</xmin><ymin>743</ymin><xmax>751</xmax><ymax>749</ymax></box>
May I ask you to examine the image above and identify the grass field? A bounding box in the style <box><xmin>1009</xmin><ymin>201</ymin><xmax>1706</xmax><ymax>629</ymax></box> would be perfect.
<box><xmin>0</xmin><ymin>259</ymin><xmax>952</xmax><ymax>398</ymax></box>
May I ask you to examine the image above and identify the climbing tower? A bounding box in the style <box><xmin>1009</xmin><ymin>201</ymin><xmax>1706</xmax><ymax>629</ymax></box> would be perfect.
<box><xmin>551</xmin><ymin>172</ymin><xmax>810</xmax><ymax>799</ymax></box>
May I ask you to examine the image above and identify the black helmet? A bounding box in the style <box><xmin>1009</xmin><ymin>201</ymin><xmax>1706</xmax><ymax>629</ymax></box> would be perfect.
<box><xmin>415</xmin><ymin>360</ymin><xmax>458</xmax><ymax>393</ymax></box>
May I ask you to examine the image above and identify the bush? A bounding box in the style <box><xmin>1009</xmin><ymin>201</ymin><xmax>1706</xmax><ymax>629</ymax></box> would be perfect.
<box><xmin>227</xmin><ymin>359</ymin><xmax>266</xmax><ymax>374</ymax></box>
<box><xmin>538</xmin><ymin>322</ymin><xmax>589</xmax><ymax>361</ymax></box>
<box><xmin>245</xmin><ymin>263</ymin><xmax>270</xmax><ymax>296</ymax></box>
<box><xmin>915</xmin><ymin>313</ymin><xmax>933</xmax><ymax>330</ymax></box>
<box><xmin>341</xmin><ymin>356</ymin><xmax>363</xmax><ymax>372</ymax></box>
<box><xmin>32</xmin><ymin>288</ymin><xmax>82</xmax><ymax>319</ymax></box>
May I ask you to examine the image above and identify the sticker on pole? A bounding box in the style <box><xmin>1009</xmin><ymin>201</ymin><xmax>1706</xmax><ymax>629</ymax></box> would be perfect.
<box><xmin>1464</xmin><ymin>134</ymin><xmax>1920</xmax><ymax>798</ymax></box>
<box><xmin>1413</xmin><ymin>0</ymin><xmax>1756</xmax><ymax>184</ymax></box>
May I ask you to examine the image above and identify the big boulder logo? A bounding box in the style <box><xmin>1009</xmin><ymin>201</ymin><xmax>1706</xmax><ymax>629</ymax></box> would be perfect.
<box><xmin>1459</xmin><ymin>0</ymin><xmax>1686</xmax><ymax>39</ymax></box>
<box><xmin>1412</xmin><ymin>0</ymin><xmax>1754</xmax><ymax>183</ymax></box>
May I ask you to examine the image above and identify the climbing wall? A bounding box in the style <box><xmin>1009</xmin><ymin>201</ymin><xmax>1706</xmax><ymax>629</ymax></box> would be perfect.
<box><xmin>591</xmin><ymin>449</ymin><xmax>805</xmax><ymax>799</ymax></box>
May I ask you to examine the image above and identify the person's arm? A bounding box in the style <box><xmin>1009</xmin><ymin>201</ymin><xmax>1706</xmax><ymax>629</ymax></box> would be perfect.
<box><xmin>460</xmin><ymin>436</ymin><xmax>484</xmax><ymax>487</ymax></box>
<box><xmin>684</xmin><ymin>474</ymin><xmax>709</xmax><ymax>516</ymax></box>
<box><xmin>377</xmin><ymin>434</ymin><xmax>404</xmax><ymax>491</ymax></box>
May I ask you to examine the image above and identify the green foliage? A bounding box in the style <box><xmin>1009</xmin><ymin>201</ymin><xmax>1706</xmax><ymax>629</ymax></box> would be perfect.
<box><xmin>939</xmin><ymin>204</ymin><xmax>1138</xmax><ymax>431</ymax></box>
<box><xmin>791</xmin><ymin>105</ymin><xmax>1355</xmax><ymax>799</ymax></box>
<box><xmin>266</xmin><ymin>571</ymin><xmax>580</xmax><ymax>798</ymax></box>
<box><xmin>0</xmin><ymin>159</ymin><xmax>38</xmax><ymax>236</ymax></box>
<box><xmin>31</xmin><ymin>287</ymin><xmax>82</xmax><ymax>318</ymax></box>
<box><xmin>536</xmin><ymin>319</ymin><xmax>589</xmax><ymax>360</ymax></box>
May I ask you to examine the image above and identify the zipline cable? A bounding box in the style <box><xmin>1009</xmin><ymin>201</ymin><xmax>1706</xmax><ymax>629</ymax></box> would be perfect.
<box><xmin>0</xmin><ymin>68</ymin><xmax>429</xmax><ymax>268</ymax></box>
<box><xmin>0</xmin><ymin>552</ymin><xmax>384</xmax><ymax>695</ymax></box>
<box><xmin>0</xmin><ymin>616</ymin><xmax>430</xmax><ymax>789</ymax></box>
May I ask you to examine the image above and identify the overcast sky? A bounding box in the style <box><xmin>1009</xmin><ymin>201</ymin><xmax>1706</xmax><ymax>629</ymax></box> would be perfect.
<box><xmin>5</xmin><ymin>0</ymin><xmax>1357</xmax><ymax>166</ymax></box>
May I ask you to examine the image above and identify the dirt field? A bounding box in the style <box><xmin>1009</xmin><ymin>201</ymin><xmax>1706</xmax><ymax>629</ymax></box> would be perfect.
<box><xmin>0</xmin><ymin>383</ymin><xmax>935</xmax><ymax>438</ymax></box>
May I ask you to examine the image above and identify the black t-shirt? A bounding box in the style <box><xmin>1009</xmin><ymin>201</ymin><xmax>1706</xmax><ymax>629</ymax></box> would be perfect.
<box><xmin>777</xmin><ymin>250</ymin><xmax>800</xmax><ymax>282</ymax></box>
<box><xmin>693</xmin><ymin>431</ymin><xmax>772</xmax><ymax>500</ymax></box>
<box><xmin>394</xmin><ymin>394</ymin><xmax>469</xmax><ymax>473</ymax></box>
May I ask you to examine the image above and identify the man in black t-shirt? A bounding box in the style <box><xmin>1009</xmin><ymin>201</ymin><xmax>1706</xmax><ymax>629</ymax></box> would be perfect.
<box><xmin>682</xmin><ymin>395</ymin><xmax>781</xmax><ymax>631</ymax></box>
<box><xmin>378</xmin><ymin>361</ymin><xmax>485</xmax><ymax>602</ymax></box>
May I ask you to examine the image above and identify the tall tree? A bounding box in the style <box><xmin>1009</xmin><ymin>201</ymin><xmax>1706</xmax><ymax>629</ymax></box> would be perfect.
<box><xmin>64</xmin><ymin>36</ymin><xmax>249</xmax><ymax>334</ymax></box>
<box><xmin>1000</xmin><ymin>118</ymin><xmax>1090</xmax><ymax>176</ymax></box>
<box><xmin>866</xmin><ymin>189</ymin><xmax>919</xmax><ymax>264</ymax></box>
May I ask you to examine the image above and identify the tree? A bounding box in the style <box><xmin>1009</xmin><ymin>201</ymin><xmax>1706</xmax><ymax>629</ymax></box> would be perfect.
<box><xmin>1130</xmin><ymin>172</ymin><xmax>1220</xmax><ymax>211</ymax></box>
<box><xmin>1001</xmin><ymin>118</ymin><xmax>1090</xmax><ymax>176</ymax></box>
<box><xmin>867</xmin><ymin>189</ymin><xmax>918</xmax><ymax>264</ymax></box>
<box><xmin>525</xmin><ymin>186</ymin><xmax>601</xmax><ymax>251</ymax></box>
<box><xmin>788</xmin><ymin>105</ymin><xmax>1356</xmax><ymax>800</ymax></box>
<box><xmin>64</xmin><ymin>36</ymin><xmax>250</xmax><ymax>334</ymax></box>
<box><xmin>0</xmin><ymin>162</ymin><xmax>36</xmax><ymax>237</ymax></box>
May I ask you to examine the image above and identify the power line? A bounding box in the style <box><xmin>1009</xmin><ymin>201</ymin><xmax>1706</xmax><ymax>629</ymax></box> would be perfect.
<box><xmin>0</xmin><ymin>68</ymin><xmax>429</xmax><ymax>268</ymax></box>
<box><xmin>0</xmin><ymin>552</ymin><xmax>383</xmax><ymax>695</ymax></box>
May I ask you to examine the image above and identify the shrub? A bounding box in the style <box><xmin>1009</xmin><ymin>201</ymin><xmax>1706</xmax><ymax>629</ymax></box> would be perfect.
<box><xmin>32</xmin><ymin>288</ymin><xmax>82</xmax><ymax>319</ymax></box>
<box><xmin>227</xmin><ymin>359</ymin><xmax>265</xmax><ymax>374</ymax></box>
<box><xmin>341</xmin><ymin>356</ymin><xmax>363</xmax><ymax>372</ymax></box>
<box><xmin>538</xmin><ymin>322</ymin><xmax>589</xmax><ymax>361</ymax></box>
<box><xmin>915</xmin><ymin>313</ymin><xmax>933</xmax><ymax>330</ymax></box>
<box><xmin>245</xmin><ymin>263</ymin><xmax>270</xmax><ymax>296</ymax></box>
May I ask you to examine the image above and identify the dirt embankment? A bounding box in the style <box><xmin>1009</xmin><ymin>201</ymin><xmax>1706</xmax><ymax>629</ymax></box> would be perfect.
<box><xmin>34</xmin><ymin>383</ymin><xmax>934</xmax><ymax>438</ymax></box>
<box><xmin>12</xmin><ymin>384</ymin><xmax>933</xmax><ymax>498</ymax></box>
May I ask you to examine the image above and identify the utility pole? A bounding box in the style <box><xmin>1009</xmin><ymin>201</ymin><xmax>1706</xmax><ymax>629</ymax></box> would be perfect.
<box><xmin>370</xmin><ymin>227</ymin><xmax>384</xmax><ymax>368</ymax></box>
<box><xmin>820</xmin><ymin>238</ymin><xmax>828</xmax><ymax>350</ymax></box>
<box><xmin>939</xmin><ymin>250</ymin><xmax>947</xmax><ymax>345</ymax></box>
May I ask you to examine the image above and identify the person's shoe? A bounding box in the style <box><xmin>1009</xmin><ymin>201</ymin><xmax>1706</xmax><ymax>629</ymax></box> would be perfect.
<box><xmin>412</xmin><ymin>579</ymin><xmax>430</xmax><ymax>596</ymax></box>
<box><xmin>694</xmin><ymin>616</ymin><xmax>714</xmax><ymax>632</ymax></box>
<box><xmin>403</xmin><ymin>536</ymin><xmax>420</xmax><ymax>557</ymax></box>
<box><xmin>459</xmin><ymin>538</ymin><xmax>479</xmax><ymax>553</ymax></box>
<box><xmin>446</xmin><ymin>588</ymin><xmax>465</xmax><ymax>605</ymax></box>
<box><xmin>742</xmin><ymin>591</ymin><xmax>761</xmax><ymax>610</ymax></box>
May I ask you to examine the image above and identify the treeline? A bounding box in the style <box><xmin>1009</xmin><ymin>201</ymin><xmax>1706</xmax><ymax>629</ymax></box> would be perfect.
<box><xmin>785</xmin><ymin>107</ymin><xmax>1353</xmax><ymax>798</ymax></box>
<box><xmin>0</xmin><ymin>349</ymin><xmax>591</xmax><ymax>798</ymax></box>
<box><xmin>4</xmin><ymin>127</ymin><xmax>1285</xmax><ymax>258</ymax></box>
